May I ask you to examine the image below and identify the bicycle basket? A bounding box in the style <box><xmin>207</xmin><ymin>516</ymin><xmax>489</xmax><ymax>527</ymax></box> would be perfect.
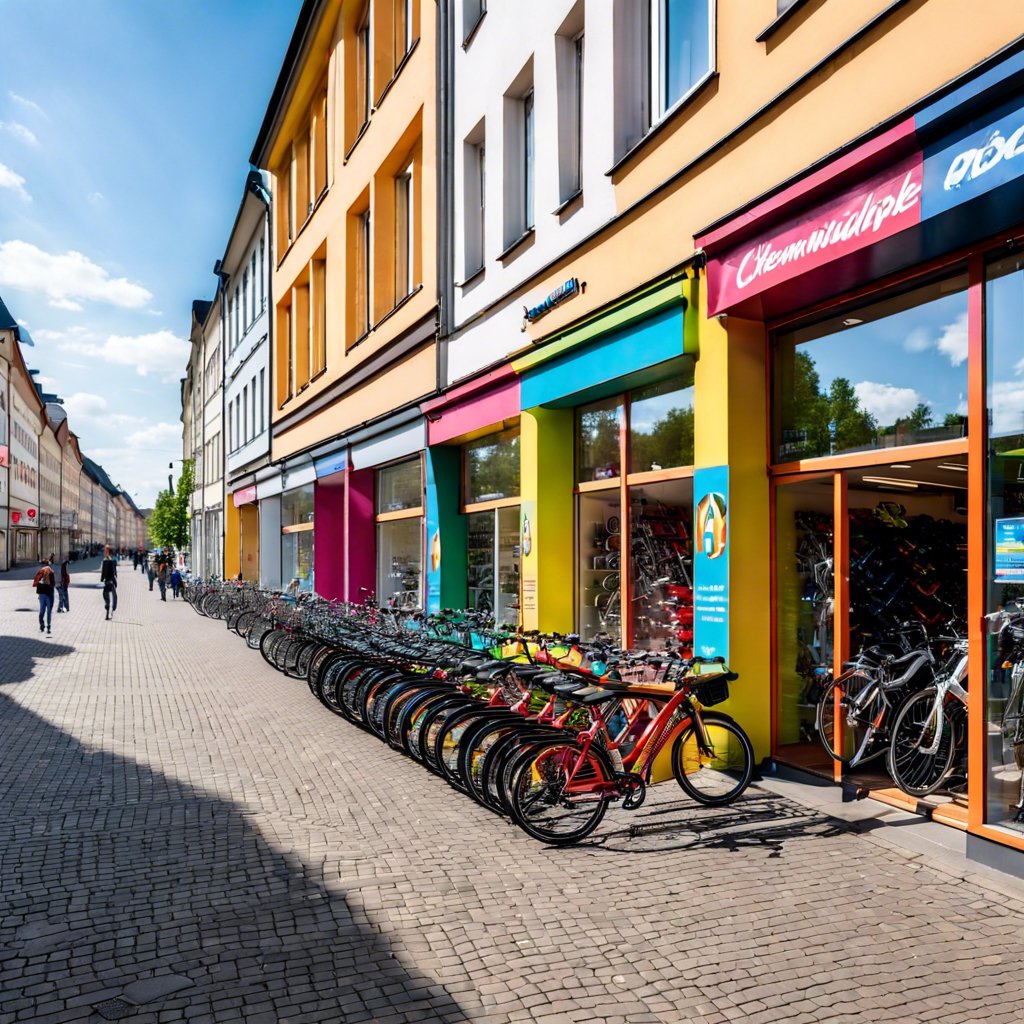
<box><xmin>691</xmin><ymin>676</ymin><xmax>730</xmax><ymax>707</ymax></box>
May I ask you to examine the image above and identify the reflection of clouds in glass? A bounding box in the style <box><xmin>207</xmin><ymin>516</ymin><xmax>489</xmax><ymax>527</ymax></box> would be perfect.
<box><xmin>854</xmin><ymin>381</ymin><xmax>923</xmax><ymax>423</ymax></box>
<box><xmin>992</xmin><ymin>380</ymin><xmax>1024</xmax><ymax>436</ymax></box>
<box><xmin>936</xmin><ymin>311</ymin><xmax>968</xmax><ymax>367</ymax></box>
<box><xmin>631</xmin><ymin>388</ymin><xmax>693</xmax><ymax>431</ymax></box>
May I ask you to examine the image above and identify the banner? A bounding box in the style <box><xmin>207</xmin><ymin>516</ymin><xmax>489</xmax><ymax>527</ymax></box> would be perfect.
<box><xmin>693</xmin><ymin>465</ymin><xmax>730</xmax><ymax>661</ymax></box>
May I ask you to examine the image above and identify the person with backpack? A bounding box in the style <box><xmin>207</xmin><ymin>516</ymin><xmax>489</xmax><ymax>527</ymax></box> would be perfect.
<box><xmin>100</xmin><ymin>545</ymin><xmax>118</xmax><ymax>620</ymax></box>
<box><xmin>33</xmin><ymin>558</ymin><xmax>56</xmax><ymax>635</ymax></box>
<box><xmin>157</xmin><ymin>560</ymin><xmax>169</xmax><ymax>601</ymax></box>
<box><xmin>57</xmin><ymin>557</ymin><xmax>71</xmax><ymax>613</ymax></box>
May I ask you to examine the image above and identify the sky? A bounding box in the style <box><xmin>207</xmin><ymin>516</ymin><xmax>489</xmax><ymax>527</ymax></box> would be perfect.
<box><xmin>0</xmin><ymin>0</ymin><xmax>302</xmax><ymax>506</ymax></box>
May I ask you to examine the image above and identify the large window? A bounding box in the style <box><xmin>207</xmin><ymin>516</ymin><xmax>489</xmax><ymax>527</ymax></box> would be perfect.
<box><xmin>281</xmin><ymin>483</ymin><xmax>314</xmax><ymax>593</ymax></box>
<box><xmin>464</xmin><ymin>427</ymin><xmax>520</xmax><ymax>504</ymax></box>
<box><xmin>376</xmin><ymin>457</ymin><xmax>424</xmax><ymax>608</ymax></box>
<box><xmin>522</xmin><ymin>89</ymin><xmax>535</xmax><ymax>233</ymax></box>
<box><xmin>985</xmin><ymin>254</ymin><xmax>1024</xmax><ymax>834</ymax></box>
<box><xmin>463</xmin><ymin>128</ymin><xmax>486</xmax><ymax>277</ymax></box>
<box><xmin>629</xmin><ymin>379</ymin><xmax>694</xmax><ymax>474</ymax></box>
<box><xmin>773</xmin><ymin>273</ymin><xmax>969</xmax><ymax>464</ymax></box>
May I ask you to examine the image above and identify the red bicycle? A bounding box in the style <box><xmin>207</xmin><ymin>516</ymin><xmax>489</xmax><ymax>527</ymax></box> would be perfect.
<box><xmin>504</xmin><ymin>656</ymin><xmax>754</xmax><ymax>845</ymax></box>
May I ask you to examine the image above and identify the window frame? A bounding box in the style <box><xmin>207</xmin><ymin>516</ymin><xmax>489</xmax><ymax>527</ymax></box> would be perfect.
<box><xmin>395</xmin><ymin>162</ymin><xmax>414</xmax><ymax>302</ymax></box>
<box><xmin>646</xmin><ymin>0</ymin><xmax>716</xmax><ymax>130</ymax></box>
<box><xmin>522</xmin><ymin>89</ymin><xmax>535</xmax><ymax>233</ymax></box>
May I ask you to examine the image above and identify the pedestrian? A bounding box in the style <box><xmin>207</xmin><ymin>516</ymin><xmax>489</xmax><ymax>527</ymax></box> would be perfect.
<box><xmin>170</xmin><ymin>566</ymin><xmax>182</xmax><ymax>599</ymax></box>
<box><xmin>157</xmin><ymin>560</ymin><xmax>168</xmax><ymax>601</ymax></box>
<box><xmin>57</xmin><ymin>557</ymin><xmax>71</xmax><ymax>614</ymax></box>
<box><xmin>100</xmin><ymin>545</ymin><xmax>118</xmax><ymax>620</ymax></box>
<box><xmin>33</xmin><ymin>558</ymin><xmax>56</xmax><ymax>635</ymax></box>
<box><xmin>147</xmin><ymin>555</ymin><xmax>156</xmax><ymax>591</ymax></box>
<box><xmin>132</xmin><ymin>550</ymin><xmax>139</xmax><ymax>571</ymax></box>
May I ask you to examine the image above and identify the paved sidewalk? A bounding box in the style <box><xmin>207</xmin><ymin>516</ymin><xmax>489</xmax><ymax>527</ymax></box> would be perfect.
<box><xmin>2</xmin><ymin>568</ymin><xmax>1024</xmax><ymax>1023</ymax></box>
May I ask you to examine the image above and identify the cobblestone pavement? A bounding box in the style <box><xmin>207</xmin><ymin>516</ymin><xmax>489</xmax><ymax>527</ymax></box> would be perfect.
<box><xmin>3</xmin><ymin>564</ymin><xmax>1024</xmax><ymax>1024</ymax></box>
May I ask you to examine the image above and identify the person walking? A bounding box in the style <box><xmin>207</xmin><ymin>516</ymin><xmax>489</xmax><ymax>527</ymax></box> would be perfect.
<box><xmin>157</xmin><ymin>559</ymin><xmax>169</xmax><ymax>601</ymax></box>
<box><xmin>57</xmin><ymin>557</ymin><xmax>71</xmax><ymax>614</ymax></box>
<box><xmin>146</xmin><ymin>555</ymin><xmax>156</xmax><ymax>591</ymax></box>
<box><xmin>170</xmin><ymin>566</ymin><xmax>182</xmax><ymax>599</ymax></box>
<box><xmin>33</xmin><ymin>558</ymin><xmax>56</xmax><ymax>635</ymax></box>
<box><xmin>100</xmin><ymin>545</ymin><xmax>118</xmax><ymax>620</ymax></box>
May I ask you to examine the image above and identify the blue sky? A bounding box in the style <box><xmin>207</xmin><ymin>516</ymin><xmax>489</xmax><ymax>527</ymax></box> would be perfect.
<box><xmin>0</xmin><ymin>0</ymin><xmax>301</xmax><ymax>505</ymax></box>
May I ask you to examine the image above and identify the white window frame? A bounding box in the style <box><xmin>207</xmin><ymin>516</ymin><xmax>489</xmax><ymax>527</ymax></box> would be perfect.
<box><xmin>395</xmin><ymin>162</ymin><xmax>414</xmax><ymax>301</ymax></box>
<box><xmin>647</xmin><ymin>0</ymin><xmax>716</xmax><ymax>128</ymax></box>
<box><xmin>522</xmin><ymin>89</ymin><xmax>535</xmax><ymax>232</ymax></box>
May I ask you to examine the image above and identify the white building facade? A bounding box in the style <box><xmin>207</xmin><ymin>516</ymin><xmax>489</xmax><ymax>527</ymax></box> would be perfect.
<box><xmin>200</xmin><ymin>295</ymin><xmax>224</xmax><ymax>579</ymax></box>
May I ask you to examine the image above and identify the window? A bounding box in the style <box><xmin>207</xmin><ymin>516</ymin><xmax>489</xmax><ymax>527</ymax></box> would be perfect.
<box><xmin>356</xmin><ymin>208</ymin><xmax>372</xmax><ymax>336</ymax></box>
<box><xmin>276</xmin><ymin>302</ymin><xmax>293</xmax><ymax>405</ymax></box>
<box><xmin>578</xmin><ymin>397</ymin><xmax>623</xmax><ymax>481</ymax></box>
<box><xmin>522</xmin><ymin>90</ymin><xmax>534</xmax><ymax>232</ymax></box>
<box><xmin>556</xmin><ymin>5</ymin><xmax>585</xmax><ymax>203</ymax></box>
<box><xmin>313</xmin><ymin>89</ymin><xmax>328</xmax><ymax>201</ymax></box>
<box><xmin>312</xmin><ymin>257</ymin><xmax>327</xmax><ymax>376</ymax></box>
<box><xmin>773</xmin><ymin>273</ymin><xmax>969</xmax><ymax>463</ymax></box>
<box><xmin>464</xmin><ymin>428</ymin><xmax>520</xmax><ymax>504</ymax></box>
<box><xmin>569</xmin><ymin>34</ymin><xmax>583</xmax><ymax>195</ymax></box>
<box><xmin>394</xmin><ymin>0</ymin><xmax>414</xmax><ymax>68</ymax></box>
<box><xmin>234</xmin><ymin>286</ymin><xmax>241</xmax><ymax>343</ymax></box>
<box><xmin>242</xmin><ymin>270</ymin><xmax>249</xmax><ymax>330</ymax></box>
<box><xmin>395</xmin><ymin>164</ymin><xmax>413</xmax><ymax>301</ymax></box>
<box><xmin>259</xmin><ymin>369</ymin><xmax>265</xmax><ymax>432</ymax></box>
<box><xmin>376</xmin><ymin>458</ymin><xmax>424</xmax><ymax>609</ymax></box>
<box><xmin>647</xmin><ymin>0</ymin><xmax>714</xmax><ymax>125</ymax></box>
<box><xmin>629</xmin><ymin>379</ymin><xmax>694</xmax><ymax>473</ymax></box>
<box><xmin>294</xmin><ymin>279</ymin><xmax>311</xmax><ymax>388</ymax></box>
<box><xmin>463</xmin><ymin>124</ymin><xmax>486</xmax><ymax>277</ymax></box>
<box><xmin>463</xmin><ymin>0</ymin><xmax>486</xmax><ymax>40</ymax></box>
<box><xmin>777</xmin><ymin>0</ymin><xmax>800</xmax><ymax>13</ymax></box>
<box><xmin>357</xmin><ymin>4</ymin><xmax>372</xmax><ymax>129</ymax></box>
<box><xmin>251</xmin><ymin>252</ymin><xmax>258</xmax><ymax>322</ymax></box>
<box><xmin>242</xmin><ymin>387</ymin><xmax>248</xmax><ymax>445</ymax></box>
<box><xmin>377</xmin><ymin>459</ymin><xmax>422</xmax><ymax>512</ymax></box>
<box><xmin>250</xmin><ymin>375</ymin><xmax>257</xmax><ymax>438</ymax></box>
<box><xmin>259</xmin><ymin>239</ymin><xmax>266</xmax><ymax>308</ymax></box>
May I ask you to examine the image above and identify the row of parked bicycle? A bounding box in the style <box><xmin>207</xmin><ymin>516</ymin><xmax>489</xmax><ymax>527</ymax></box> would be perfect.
<box><xmin>183</xmin><ymin>578</ymin><xmax>755</xmax><ymax>845</ymax></box>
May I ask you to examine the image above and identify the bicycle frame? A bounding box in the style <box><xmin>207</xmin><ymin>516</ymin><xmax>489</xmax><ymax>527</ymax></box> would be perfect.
<box><xmin>915</xmin><ymin>651</ymin><xmax>968</xmax><ymax>757</ymax></box>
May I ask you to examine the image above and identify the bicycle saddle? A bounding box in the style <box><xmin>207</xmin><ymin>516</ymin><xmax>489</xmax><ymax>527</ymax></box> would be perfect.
<box><xmin>564</xmin><ymin>685</ymin><xmax>620</xmax><ymax>705</ymax></box>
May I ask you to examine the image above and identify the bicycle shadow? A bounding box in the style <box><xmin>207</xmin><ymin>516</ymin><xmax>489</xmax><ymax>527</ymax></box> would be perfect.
<box><xmin>584</xmin><ymin>790</ymin><xmax>849</xmax><ymax>857</ymax></box>
<box><xmin>0</xmin><ymin>635</ymin><xmax>76</xmax><ymax>683</ymax></box>
<box><xmin>0</xmin><ymin>691</ymin><xmax>470</xmax><ymax>1022</ymax></box>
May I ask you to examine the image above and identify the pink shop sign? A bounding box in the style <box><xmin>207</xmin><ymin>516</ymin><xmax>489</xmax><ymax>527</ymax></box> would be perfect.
<box><xmin>706</xmin><ymin>152</ymin><xmax>924</xmax><ymax>316</ymax></box>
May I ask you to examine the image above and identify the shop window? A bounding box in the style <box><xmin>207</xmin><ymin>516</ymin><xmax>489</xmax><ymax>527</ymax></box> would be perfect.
<box><xmin>464</xmin><ymin>427</ymin><xmax>520</xmax><ymax>504</ymax></box>
<box><xmin>281</xmin><ymin>483</ymin><xmax>314</xmax><ymax>593</ymax></box>
<box><xmin>467</xmin><ymin>506</ymin><xmax>520</xmax><ymax>623</ymax></box>
<box><xmin>377</xmin><ymin>458</ymin><xmax>422</xmax><ymax>512</ymax></box>
<box><xmin>773</xmin><ymin>273</ymin><xmax>969</xmax><ymax>464</ymax></box>
<box><xmin>628</xmin><ymin>379</ymin><xmax>694</xmax><ymax>473</ymax></box>
<box><xmin>985</xmin><ymin>254</ymin><xmax>1024</xmax><ymax>833</ymax></box>
<box><xmin>578</xmin><ymin>489</ymin><xmax>622</xmax><ymax>641</ymax></box>
<box><xmin>377</xmin><ymin>517</ymin><xmax>422</xmax><ymax>609</ymax></box>
<box><xmin>577</xmin><ymin>397</ymin><xmax>623</xmax><ymax>482</ymax></box>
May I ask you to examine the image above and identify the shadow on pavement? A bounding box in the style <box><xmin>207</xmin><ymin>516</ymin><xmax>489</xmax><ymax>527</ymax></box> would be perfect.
<box><xmin>0</xmin><ymin>690</ymin><xmax>469</xmax><ymax>1023</ymax></box>
<box><xmin>586</xmin><ymin>790</ymin><xmax>849</xmax><ymax>856</ymax></box>
<box><xmin>0</xmin><ymin>636</ymin><xmax>76</xmax><ymax>683</ymax></box>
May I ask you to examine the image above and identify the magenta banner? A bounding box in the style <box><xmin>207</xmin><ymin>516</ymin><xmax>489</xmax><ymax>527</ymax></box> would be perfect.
<box><xmin>706</xmin><ymin>152</ymin><xmax>924</xmax><ymax>316</ymax></box>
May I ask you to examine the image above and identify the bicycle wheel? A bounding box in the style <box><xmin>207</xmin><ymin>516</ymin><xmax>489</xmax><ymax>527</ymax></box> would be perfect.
<box><xmin>672</xmin><ymin>712</ymin><xmax>753</xmax><ymax>806</ymax></box>
<box><xmin>816</xmin><ymin>670</ymin><xmax>887</xmax><ymax>767</ymax></box>
<box><xmin>507</xmin><ymin>741</ymin><xmax>611</xmax><ymax>845</ymax></box>
<box><xmin>886</xmin><ymin>688</ymin><xmax>957</xmax><ymax>797</ymax></box>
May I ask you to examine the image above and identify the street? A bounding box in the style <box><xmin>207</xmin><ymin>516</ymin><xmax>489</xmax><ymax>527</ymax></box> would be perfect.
<box><xmin>2</xmin><ymin>564</ymin><xmax>1024</xmax><ymax>1024</ymax></box>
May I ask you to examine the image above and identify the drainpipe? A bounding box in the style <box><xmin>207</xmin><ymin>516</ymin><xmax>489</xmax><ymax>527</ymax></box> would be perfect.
<box><xmin>435</xmin><ymin>0</ymin><xmax>454</xmax><ymax>393</ymax></box>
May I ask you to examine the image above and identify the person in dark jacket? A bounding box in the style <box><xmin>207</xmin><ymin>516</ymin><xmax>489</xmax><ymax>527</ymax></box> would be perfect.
<box><xmin>157</xmin><ymin>560</ymin><xmax>168</xmax><ymax>601</ymax></box>
<box><xmin>57</xmin><ymin>558</ymin><xmax>71</xmax><ymax>613</ymax></box>
<box><xmin>33</xmin><ymin>559</ymin><xmax>56</xmax><ymax>635</ymax></box>
<box><xmin>100</xmin><ymin>545</ymin><xmax>118</xmax><ymax>620</ymax></box>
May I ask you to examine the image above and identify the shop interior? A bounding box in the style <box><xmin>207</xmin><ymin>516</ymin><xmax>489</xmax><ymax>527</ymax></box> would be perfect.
<box><xmin>775</xmin><ymin>456</ymin><xmax>969</xmax><ymax>799</ymax></box>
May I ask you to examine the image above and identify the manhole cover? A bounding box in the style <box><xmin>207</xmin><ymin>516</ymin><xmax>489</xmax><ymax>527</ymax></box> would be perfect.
<box><xmin>94</xmin><ymin>997</ymin><xmax>134</xmax><ymax>1020</ymax></box>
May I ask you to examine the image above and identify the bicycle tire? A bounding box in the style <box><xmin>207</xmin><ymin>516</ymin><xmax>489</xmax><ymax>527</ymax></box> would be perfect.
<box><xmin>816</xmin><ymin>671</ymin><xmax>888</xmax><ymax>767</ymax></box>
<box><xmin>672</xmin><ymin>711</ymin><xmax>754</xmax><ymax>806</ymax></box>
<box><xmin>506</xmin><ymin>740</ymin><xmax>612</xmax><ymax>846</ymax></box>
<box><xmin>886</xmin><ymin>687</ymin><xmax>958</xmax><ymax>797</ymax></box>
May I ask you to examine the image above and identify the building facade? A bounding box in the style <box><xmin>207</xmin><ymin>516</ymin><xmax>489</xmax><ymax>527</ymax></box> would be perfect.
<box><xmin>221</xmin><ymin>170</ymin><xmax>273</xmax><ymax>584</ymax></box>
<box><xmin>200</xmin><ymin>295</ymin><xmax>224</xmax><ymax>579</ymax></box>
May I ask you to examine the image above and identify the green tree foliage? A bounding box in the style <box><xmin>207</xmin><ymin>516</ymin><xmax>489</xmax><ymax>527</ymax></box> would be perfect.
<box><xmin>630</xmin><ymin>406</ymin><xmax>694</xmax><ymax>472</ymax></box>
<box><xmin>466</xmin><ymin>434</ymin><xmax>521</xmax><ymax>500</ymax></box>
<box><xmin>827</xmin><ymin>377</ymin><xmax>877</xmax><ymax>452</ymax></box>
<box><xmin>148</xmin><ymin>460</ymin><xmax>193</xmax><ymax>551</ymax></box>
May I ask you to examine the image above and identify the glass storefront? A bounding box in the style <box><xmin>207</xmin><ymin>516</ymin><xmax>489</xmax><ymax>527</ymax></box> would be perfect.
<box><xmin>985</xmin><ymin>254</ymin><xmax>1024</xmax><ymax>833</ymax></box>
<box><xmin>467</xmin><ymin>506</ymin><xmax>520</xmax><ymax>623</ymax></box>
<box><xmin>774</xmin><ymin>274</ymin><xmax>968</xmax><ymax>463</ymax></box>
<box><xmin>376</xmin><ymin>458</ymin><xmax>423</xmax><ymax>608</ymax></box>
<box><xmin>574</xmin><ymin>377</ymin><xmax>694</xmax><ymax>646</ymax></box>
<box><xmin>464</xmin><ymin>428</ymin><xmax>520</xmax><ymax>503</ymax></box>
<box><xmin>281</xmin><ymin>483</ymin><xmax>314</xmax><ymax>592</ymax></box>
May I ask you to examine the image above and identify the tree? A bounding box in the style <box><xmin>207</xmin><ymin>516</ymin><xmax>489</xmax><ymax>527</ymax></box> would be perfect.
<box><xmin>827</xmin><ymin>376</ymin><xmax>877</xmax><ymax>452</ymax></box>
<box><xmin>148</xmin><ymin>460</ymin><xmax>193</xmax><ymax>550</ymax></box>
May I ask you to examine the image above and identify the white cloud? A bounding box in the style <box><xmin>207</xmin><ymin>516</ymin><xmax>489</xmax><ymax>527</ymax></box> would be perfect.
<box><xmin>125</xmin><ymin>422</ymin><xmax>183</xmax><ymax>450</ymax></box>
<box><xmin>63</xmin><ymin>392</ymin><xmax>109</xmax><ymax>419</ymax></box>
<box><xmin>936</xmin><ymin>311</ymin><xmax>968</xmax><ymax>367</ymax></box>
<box><xmin>59</xmin><ymin>328</ymin><xmax>189</xmax><ymax>382</ymax></box>
<box><xmin>0</xmin><ymin>240</ymin><xmax>151</xmax><ymax>309</ymax></box>
<box><xmin>0</xmin><ymin>162</ymin><xmax>31</xmax><ymax>202</ymax></box>
<box><xmin>87</xmin><ymin>191</ymin><xmax>104</xmax><ymax>205</ymax></box>
<box><xmin>854</xmin><ymin>381</ymin><xmax>924</xmax><ymax>424</ymax></box>
<box><xmin>0</xmin><ymin>121</ymin><xmax>39</xmax><ymax>146</ymax></box>
<box><xmin>992</xmin><ymin>381</ymin><xmax>1024</xmax><ymax>437</ymax></box>
<box><xmin>903</xmin><ymin>327</ymin><xmax>931</xmax><ymax>353</ymax></box>
<box><xmin>48</xmin><ymin>297</ymin><xmax>83</xmax><ymax>312</ymax></box>
<box><xmin>8</xmin><ymin>92</ymin><xmax>49</xmax><ymax>120</ymax></box>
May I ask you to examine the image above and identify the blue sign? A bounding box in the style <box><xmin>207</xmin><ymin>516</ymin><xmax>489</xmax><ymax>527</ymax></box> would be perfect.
<box><xmin>524</xmin><ymin>277</ymin><xmax>580</xmax><ymax>323</ymax></box>
<box><xmin>922</xmin><ymin>93</ymin><xmax>1024</xmax><ymax>220</ymax></box>
<box><xmin>693</xmin><ymin>465</ymin><xmax>729</xmax><ymax>661</ymax></box>
<box><xmin>314</xmin><ymin>450</ymin><xmax>348</xmax><ymax>478</ymax></box>
<box><xmin>995</xmin><ymin>516</ymin><xmax>1024</xmax><ymax>580</ymax></box>
<box><xmin>424</xmin><ymin>449</ymin><xmax>442</xmax><ymax>614</ymax></box>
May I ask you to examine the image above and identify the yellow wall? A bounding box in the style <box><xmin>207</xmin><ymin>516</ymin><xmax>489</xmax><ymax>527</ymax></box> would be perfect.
<box><xmin>240</xmin><ymin>504</ymin><xmax>260</xmax><ymax>581</ymax></box>
<box><xmin>224</xmin><ymin>499</ymin><xmax>241</xmax><ymax>580</ymax></box>
<box><xmin>266</xmin><ymin>0</ymin><xmax>437</xmax><ymax>464</ymax></box>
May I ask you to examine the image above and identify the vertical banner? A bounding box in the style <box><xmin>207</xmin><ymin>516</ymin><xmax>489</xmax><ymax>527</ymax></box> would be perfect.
<box><xmin>693</xmin><ymin>465</ymin><xmax>730</xmax><ymax>661</ymax></box>
<box><xmin>424</xmin><ymin>449</ymin><xmax>442</xmax><ymax>615</ymax></box>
